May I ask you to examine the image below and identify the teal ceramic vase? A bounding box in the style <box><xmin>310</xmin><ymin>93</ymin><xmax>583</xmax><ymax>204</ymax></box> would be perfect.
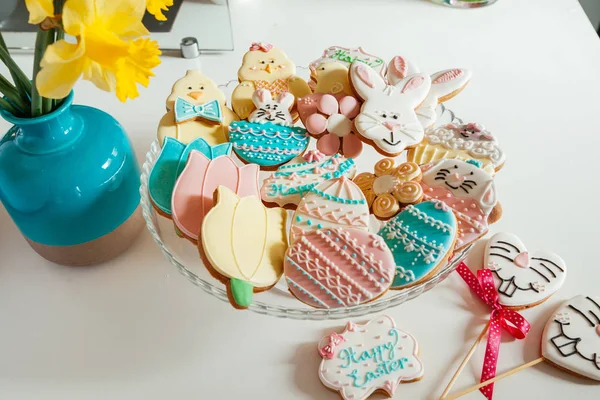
<box><xmin>0</xmin><ymin>92</ymin><xmax>144</xmax><ymax>266</ymax></box>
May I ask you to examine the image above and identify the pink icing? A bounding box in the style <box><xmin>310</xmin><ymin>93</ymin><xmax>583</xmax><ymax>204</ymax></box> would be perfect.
<box><xmin>284</xmin><ymin>228</ymin><xmax>395</xmax><ymax>308</ymax></box>
<box><xmin>596</xmin><ymin>325</ymin><xmax>600</xmax><ymax>336</ymax></box>
<box><xmin>391</xmin><ymin>56</ymin><xmax>408</xmax><ymax>80</ymax></box>
<box><xmin>171</xmin><ymin>151</ymin><xmax>260</xmax><ymax>241</ymax></box>
<box><xmin>338</xmin><ymin>96</ymin><xmax>360</xmax><ymax>119</ymax></box>
<box><xmin>420</xmin><ymin>182</ymin><xmax>488</xmax><ymax>249</ymax></box>
<box><xmin>317</xmin><ymin>134</ymin><xmax>340</xmax><ymax>155</ymax></box>
<box><xmin>432</xmin><ymin>68</ymin><xmax>464</xmax><ymax>84</ymax></box>
<box><xmin>318</xmin><ymin>94</ymin><xmax>338</xmax><ymax>115</ymax></box>
<box><xmin>303</xmin><ymin>149</ymin><xmax>326</xmax><ymax>163</ymax></box>
<box><xmin>402</xmin><ymin>75</ymin><xmax>425</xmax><ymax>93</ymax></box>
<box><xmin>341</xmin><ymin>134</ymin><xmax>363</xmax><ymax>158</ymax></box>
<box><xmin>514</xmin><ymin>252</ymin><xmax>530</xmax><ymax>268</ymax></box>
<box><xmin>355</xmin><ymin>64</ymin><xmax>375</xmax><ymax>88</ymax></box>
<box><xmin>306</xmin><ymin>113</ymin><xmax>327</xmax><ymax>135</ymax></box>
<box><xmin>249</xmin><ymin>42</ymin><xmax>273</xmax><ymax>52</ymax></box>
<box><xmin>383</xmin><ymin>121</ymin><xmax>400</xmax><ymax>131</ymax></box>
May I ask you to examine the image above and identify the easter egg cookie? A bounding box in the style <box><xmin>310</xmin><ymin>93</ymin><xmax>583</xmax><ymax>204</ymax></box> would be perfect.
<box><xmin>284</xmin><ymin>227</ymin><xmax>395</xmax><ymax>308</ymax></box>
<box><xmin>157</xmin><ymin>70</ymin><xmax>238</xmax><ymax>146</ymax></box>
<box><xmin>541</xmin><ymin>295</ymin><xmax>600</xmax><ymax>381</ymax></box>
<box><xmin>318</xmin><ymin>315</ymin><xmax>424</xmax><ymax>400</ymax></box>
<box><xmin>379</xmin><ymin>201</ymin><xmax>457</xmax><ymax>289</ymax></box>
<box><xmin>419</xmin><ymin>159</ymin><xmax>501</xmax><ymax>251</ymax></box>
<box><xmin>171</xmin><ymin>151</ymin><xmax>259</xmax><ymax>243</ymax></box>
<box><xmin>228</xmin><ymin>89</ymin><xmax>309</xmax><ymax>169</ymax></box>
<box><xmin>408</xmin><ymin>122</ymin><xmax>505</xmax><ymax>174</ymax></box>
<box><xmin>260</xmin><ymin>150</ymin><xmax>357</xmax><ymax>208</ymax></box>
<box><xmin>484</xmin><ymin>232</ymin><xmax>567</xmax><ymax>309</ymax></box>
<box><xmin>149</xmin><ymin>137</ymin><xmax>231</xmax><ymax>217</ymax></box>
<box><xmin>232</xmin><ymin>42</ymin><xmax>311</xmax><ymax>120</ymax></box>
<box><xmin>200</xmin><ymin>186</ymin><xmax>288</xmax><ymax>309</ymax></box>
<box><xmin>354</xmin><ymin>158</ymin><xmax>423</xmax><ymax>220</ymax></box>
<box><xmin>290</xmin><ymin>177</ymin><xmax>370</xmax><ymax>244</ymax></box>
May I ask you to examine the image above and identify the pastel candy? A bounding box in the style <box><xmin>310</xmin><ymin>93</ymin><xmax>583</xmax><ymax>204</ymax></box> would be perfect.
<box><xmin>379</xmin><ymin>201</ymin><xmax>457</xmax><ymax>289</ymax></box>
<box><xmin>284</xmin><ymin>228</ymin><xmax>395</xmax><ymax>308</ymax></box>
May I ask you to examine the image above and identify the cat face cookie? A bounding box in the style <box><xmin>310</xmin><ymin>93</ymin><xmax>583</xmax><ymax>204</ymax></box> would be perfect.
<box><xmin>379</xmin><ymin>201</ymin><xmax>457</xmax><ymax>289</ymax></box>
<box><xmin>157</xmin><ymin>70</ymin><xmax>238</xmax><ymax>146</ymax></box>
<box><xmin>420</xmin><ymin>159</ymin><xmax>499</xmax><ymax>250</ymax></box>
<box><xmin>200</xmin><ymin>186</ymin><xmax>288</xmax><ymax>309</ymax></box>
<box><xmin>290</xmin><ymin>177</ymin><xmax>370</xmax><ymax>244</ymax></box>
<box><xmin>260</xmin><ymin>150</ymin><xmax>357</xmax><ymax>208</ymax></box>
<box><xmin>541</xmin><ymin>295</ymin><xmax>600</xmax><ymax>381</ymax></box>
<box><xmin>484</xmin><ymin>232</ymin><xmax>567</xmax><ymax>308</ymax></box>
<box><xmin>350</xmin><ymin>62</ymin><xmax>431</xmax><ymax>156</ymax></box>
<box><xmin>318</xmin><ymin>315</ymin><xmax>424</xmax><ymax>400</ymax></box>
<box><xmin>284</xmin><ymin>227</ymin><xmax>395</xmax><ymax>308</ymax></box>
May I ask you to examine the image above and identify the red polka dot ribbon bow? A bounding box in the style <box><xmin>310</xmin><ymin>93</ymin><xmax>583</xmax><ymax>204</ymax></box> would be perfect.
<box><xmin>456</xmin><ymin>262</ymin><xmax>531</xmax><ymax>400</ymax></box>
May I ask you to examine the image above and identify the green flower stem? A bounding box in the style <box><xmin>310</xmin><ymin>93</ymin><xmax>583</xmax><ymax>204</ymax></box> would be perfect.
<box><xmin>0</xmin><ymin>98</ymin><xmax>24</xmax><ymax>117</ymax></box>
<box><xmin>0</xmin><ymin>74</ymin><xmax>28</xmax><ymax>114</ymax></box>
<box><xmin>0</xmin><ymin>32</ymin><xmax>32</xmax><ymax>114</ymax></box>
<box><xmin>41</xmin><ymin>29</ymin><xmax>56</xmax><ymax>114</ymax></box>
<box><xmin>31</xmin><ymin>28</ymin><xmax>53</xmax><ymax>117</ymax></box>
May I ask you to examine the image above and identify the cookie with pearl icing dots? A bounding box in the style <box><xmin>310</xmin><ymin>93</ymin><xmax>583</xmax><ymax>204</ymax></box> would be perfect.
<box><xmin>484</xmin><ymin>232</ymin><xmax>567</xmax><ymax>309</ymax></box>
<box><xmin>378</xmin><ymin>200</ymin><xmax>458</xmax><ymax>289</ymax></box>
<box><xmin>318</xmin><ymin>315</ymin><xmax>424</xmax><ymax>400</ymax></box>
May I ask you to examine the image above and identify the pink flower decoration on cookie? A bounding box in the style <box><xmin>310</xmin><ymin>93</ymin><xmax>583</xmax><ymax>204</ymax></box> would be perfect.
<box><xmin>299</xmin><ymin>94</ymin><xmax>363</xmax><ymax>158</ymax></box>
<box><xmin>249</xmin><ymin>42</ymin><xmax>273</xmax><ymax>52</ymax></box>
<box><xmin>449</xmin><ymin>122</ymin><xmax>494</xmax><ymax>141</ymax></box>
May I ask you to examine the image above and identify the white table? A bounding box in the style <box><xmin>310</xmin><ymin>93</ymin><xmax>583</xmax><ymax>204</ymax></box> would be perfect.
<box><xmin>1</xmin><ymin>0</ymin><xmax>599</xmax><ymax>398</ymax></box>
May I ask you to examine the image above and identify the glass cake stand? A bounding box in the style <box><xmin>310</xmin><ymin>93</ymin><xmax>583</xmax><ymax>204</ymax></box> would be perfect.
<box><xmin>140</xmin><ymin>105</ymin><xmax>472</xmax><ymax>320</ymax></box>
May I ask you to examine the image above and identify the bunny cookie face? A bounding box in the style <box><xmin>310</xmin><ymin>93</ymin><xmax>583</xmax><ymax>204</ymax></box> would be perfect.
<box><xmin>351</xmin><ymin>62</ymin><xmax>431</xmax><ymax>156</ymax></box>
<box><xmin>484</xmin><ymin>232</ymin><xmax>567</xmax><ymax>308</ymax></box>
<box><xmin>238</xmin><ymin>43</ymin><xmax>296</xmax><ymax>82</ymax></box>
<box><xmin>542</xmin><ymin>295</ymin><xmax>600</xmax><ymax>381</ymax></box>
<box><xmin>248</xmin><ymin>89</ymin><xmax>294</xmax><ymax>126</ymax></box>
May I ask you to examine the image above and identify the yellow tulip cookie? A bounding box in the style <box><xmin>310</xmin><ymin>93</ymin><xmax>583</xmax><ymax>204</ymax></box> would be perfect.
<box><xmin>200</xmin><ymin>186</ymin><xmax>288</xmax><ymax>309</ymax></box>
<box><xmin>231</xmin><ymin>42</ymin><xmax>312</xmax><ymax>120</ymax></box>
<box><xmin>157</xmin><ymin>70</ymin><xmax>238</xmax><ymax>146</ymax></box>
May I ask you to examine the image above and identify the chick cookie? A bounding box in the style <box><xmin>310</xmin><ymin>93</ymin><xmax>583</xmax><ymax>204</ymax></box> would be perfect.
<box><xmin>157</xmin><ymin>70</ymin><xmax>238</xmax><ymax>146</ymax></box>
<box><xmin>231</xmin><ymin>42</ymin><xmax>312</xmax><ymax>120</ymax></box>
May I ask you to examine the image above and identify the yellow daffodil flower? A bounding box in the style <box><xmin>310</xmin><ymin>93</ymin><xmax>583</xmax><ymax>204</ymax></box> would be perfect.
<box><xmin>115</xmin><ymin>38</ymin><xmax>161</xmax><ymax>101</ymax></box>
<box><xmin>146</xmin><ymin>0</ymin><xmax>174</xmax><ymax>21</ymax></box>
<box><xmin>24</xmin><ymin>0</ymin><xmax>54</xmax><ymax>24</ymax></box>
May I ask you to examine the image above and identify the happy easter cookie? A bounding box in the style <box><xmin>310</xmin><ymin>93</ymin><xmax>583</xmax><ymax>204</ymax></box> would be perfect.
<box><xmin>284</xmin><ymin>227</ymin><xmax>395</xmax><ymax>308</ymax></box>
<box><xmin>201</xmin><ymin>186</ymin><xmax>288</xmax><ymax>309</ymax></box>
<box><xmin>171</xmin><ymin>151</ymin><xmax>259</xmax><ymax>243</ymax></box>
<box><xmin>350</xmin><ymin>61</ymin><xmax>431</xmax><ymax>156</ymax></box>
<box><xmin>408</xmin><ymin>122</ymin><xmax>505</xmax><ymax>174</ymax></box>
<box><xmin>157</xmin><ymin>70</ymin><xmax>238</xmax><ymax>146</ymax></box>
<box><xmin>260</xmin><ymin>150</ymin><xmax>357</xmax><ymax>208</ymax></box>
<box><xmin>318</xmin><ymin>315</ymin><xmax>424</xmax><ymax>400</ymax></box>
<box><xmin>420</xmin><ymin>159</ymin><xmax>500</xmax><ymax>251</ymax></box>
<box><xmin>232</xmin><ymin>42</ymin><xmax>311</xmax><ymax>120</ymax></box>
<box><xmin>379</xmin><ymin>201</ymin><xmax>457</xmax><ymax>289</ymax></box>
<box><xmin>541</xmin><ymin>295</ymin><xmax>600</xmax><ymax>381</ymax></box>
<box><xmin>484</xmin><ymin>232</ymin><xmax>567</xmax><ymax>309</ymax></box>
<box><xmin>228</xmin><ymin>89</ymin><xmax>309</xmax><ymax>169</ymax></box>
<box><xmin>290</xmin><ymin>177</ymin><xmax>370</xmax><ymax>244</ymax></box>
<box><xmin>149</xmin><ymin>137</ymin><xmax>231</xmax><ymax>217</ymax></box>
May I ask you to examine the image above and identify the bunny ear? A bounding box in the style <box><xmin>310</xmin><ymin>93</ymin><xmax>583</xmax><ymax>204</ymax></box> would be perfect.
<box><xmin>350</xmin><ymin>61</ymin><xmax>386</xmax><ymax>99</ymax></box>
<box><xmin>386</xmin><ymin>56</ymin><xmax>420</xmax><ymax>85</ymax></box>
<box><xmin>393</xmin><ymin>73</ymin><xmax>431</xmax><ymax>107</ymax></box>
<box><xmin>429</xmin><ymin>68</ymin><xmax>472</xmax><ymax>99</ymax></box>
<box><xmin>277</xmin><ymin>91</ymin><xmax>295</xmax><ymax>109</ymax></box>
<box><xmin>252</xmin><ymin>89</ymin><xmax>271</xmax><ymax>106</ymax></box>
<box><xmin>480</xmin><ymin>180</ymin><xmax>497</xmax><ymax>210</ymax></box>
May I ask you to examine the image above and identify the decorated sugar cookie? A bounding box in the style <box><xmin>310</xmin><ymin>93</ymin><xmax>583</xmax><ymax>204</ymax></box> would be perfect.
<box><xmin>541</xmin><ymin>295</ymin><xmax>600</xmax><ymax>381</ymax></box>
<box><xmin>290</xmin><ymin>177</ymin><xmax>370</xmax><ymax>244</ymax></box>
<box><xmin>350</xmin><ymin>61</ymin><xmax>431</xmax><ymax>156</ymax></box>
<box><xmin>231</xmin><ymin>42</ymin><xmax>311</xmax><ymax>120</ymax></box>
<box><xmin>386</xmin><ymin>56</ymin><xmax>471</xmax><ymax>129</ymax></box>
<box><xmin>228</xmin><ymin>89</ymin><xmax>309</xmax><ymax>168</ymax></box>
<box><xmin>284</xmin><ymin>228</ymin><xmax>395</xmax><ymax>308</ymax></box>
<box><xmin>201</xmin><ymin>186</ymin><xmax>288</xmax><ymax>309</ymax></box>
<box><xmin>171</xmin><ymin>151</ymin><xmax>259</xmax><ymax>242</ymax></box>
<box><xmin>408</xmin><ymin>122</ymin><xmax>505</xmax><ymax>174</ymax></box>
<box><xmin>318</xmin><ymin>315</ymin><xmax>424</xmax><ymax>400</ymax></box>
<box><xmin>484</xmin><ymin>232</ymin><xmax>567</xmax><ymax>309</ymax></box>
<box><xmin>149</xmin><ymin>137</ymin><xmax>231</xmax><ymax>216</ymax></box>
<box><xmin>297</xmin><ymin>93</ymin><xmax>363</xmax><ymax>158</ymax></box>
<box><xmin>420</xmin><ymin>159</ymin><xmax>500</xmax><ymax>251</ymax></box>
<box><xmin>260</xmin><ymin>150</ymin><xmax>357</xmax><ymax>207</ymax></box>
<box><xmin>157</xmin><ymin>70</ymin><xmax>238</xmax><ymax>146</ymax></box>
<box><xmin>353</xmin><ymin>158</ymin><xmax>423</xmax><ymax>219</ymax></box>
<box><xmin>379</xmin><ymin>201</ymin><xmax>457</xmax><ymax>289</ymax></box>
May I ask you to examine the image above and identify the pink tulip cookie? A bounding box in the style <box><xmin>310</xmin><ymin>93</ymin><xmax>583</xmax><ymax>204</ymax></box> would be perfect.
<box><xmin>297</xmin><ymin>93</ymin><xmax>363</xmax><ymax>158</ymax></box>
<box><xmin>171</xmin><ymin>151</ymin><xmax>259</xmax><ymax>242</ymax></box>
<box><xmin>318</xmin><ymin>315</ymin><xmax>424</xmax><ymax>400</ymax></box>
<box><xmin>284</xmin><ymin>227</ymin><xmax>395</xmax><ymax>308</ymax></box>
<box><xmin>290</xmin><ymin>177</ymin><xmax>370</xmax><ymax>244</ymax></box>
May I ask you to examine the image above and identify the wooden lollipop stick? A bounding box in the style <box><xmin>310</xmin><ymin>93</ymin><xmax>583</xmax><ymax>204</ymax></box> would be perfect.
<box><xmin>442</xmin><ymin>357</ymin><xmax>545</xmax><ymax>400</ymax></box>
<box><xmin>439</xmin><ymin>321</ymin><xmax>491</xmax><ymax>399</ymax></box>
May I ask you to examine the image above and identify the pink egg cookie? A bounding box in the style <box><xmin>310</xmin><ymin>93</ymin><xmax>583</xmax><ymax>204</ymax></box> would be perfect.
<box><xmin>284</xmin><ymin>227</ymin><xmax>395</xmax><ymax>308</ymax></box>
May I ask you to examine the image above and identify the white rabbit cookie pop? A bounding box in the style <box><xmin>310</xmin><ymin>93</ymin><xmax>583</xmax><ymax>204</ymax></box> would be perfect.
<box><xmin>350</xmin><ymin>61</ymin><xmax>431</xmax><ymax>156</ymax></box>
<box><xmin>157</xmin><ymin>70</ymin><xmax>238</xmax><ymax>146</ymax></box>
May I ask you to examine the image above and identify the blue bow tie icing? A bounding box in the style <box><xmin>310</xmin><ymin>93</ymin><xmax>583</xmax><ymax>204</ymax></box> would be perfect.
<box><xmin>174</xmin><ymin>97</ymin><xmax>223</xmax><ymax>124</ymax></box>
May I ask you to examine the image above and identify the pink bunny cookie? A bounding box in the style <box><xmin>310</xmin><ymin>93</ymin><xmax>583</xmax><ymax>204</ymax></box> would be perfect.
<box><xmin>350</xmin><ymin>61</ymin><xmax>431</xmax><ymax>156</ymax></box>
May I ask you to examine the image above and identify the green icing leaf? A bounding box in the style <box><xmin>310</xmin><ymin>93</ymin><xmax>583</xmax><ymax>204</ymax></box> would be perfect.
<box><xmin>230</xmin><ymin>278</ymin><xmax>254</xmax><ymax>307</ymax></box>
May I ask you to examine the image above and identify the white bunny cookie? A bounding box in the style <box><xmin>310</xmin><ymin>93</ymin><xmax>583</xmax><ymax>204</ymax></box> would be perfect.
<box><xmin>248</xmin><ymin>89</ymin><xmax>294</xmax><ymax>126</ymax></box>
<box><xmin>350</xmin><ymin>61</ymin><xmax>431</xmax><ymax>156</ymax></box>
